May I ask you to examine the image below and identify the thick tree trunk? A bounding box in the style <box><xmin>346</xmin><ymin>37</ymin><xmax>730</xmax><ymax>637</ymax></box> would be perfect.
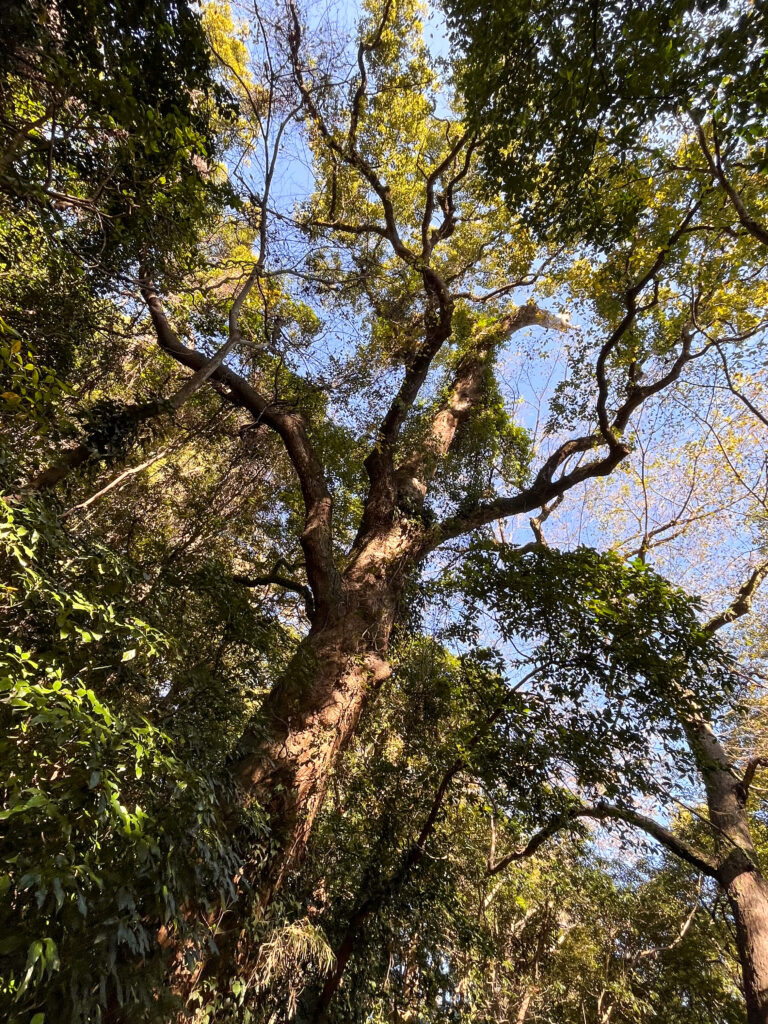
<box><xmin>183</xmin><ymin>571</ymin><xmax>401</xmax><ymax>1007</ymax></box>
<box><xmin>235</xmin><ymin>610</ymin><xmax>393</xmax><ymax>887</ymax></box>
<box><xmin>234</xmin><ymin>525</ymin><xmax>416</xmax><ymax>892</ymax></box>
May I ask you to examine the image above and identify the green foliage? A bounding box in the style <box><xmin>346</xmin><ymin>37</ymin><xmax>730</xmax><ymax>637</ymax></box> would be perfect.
<box><xmin>0</xmin><ymin>499</ymin><xmax>265</xmax><ymax>1022</ymax></box>
<box><xmin>294</xmin><ymin>634</ymin><xmax>743</xmax><ymax>1024</ymax></box>
<box><xmin>444</xmin><ymin>0</ymin><xmax>763</xmax><ymax>241</ymax></box>
<box><xmin>0</xmin><ymin>0</ymin><xmax>765</xmax><ymax>1020</ymax></box>
<box><xmin>455</xmin><ymin>545</ymin><xmax>735</xmax><ymax>798</ymax></box>
<box><xmin>435</xmin><ymin>369</ymin><xmax>532</xmax><ymax>514</ymax></box>
<box><xmin>0</xmin><ymin>671</ymin><xmax>243</xmax><ymax>1023</ymax></box>
<box><xmin>0</xmin><ymin>0</ymin><xmax>236</xmax><ymax>278</ymax></box>
<box><xmin>0</xmin><ymin>318</ymin><xmax>69</xmax><ymax>424</ymax></box>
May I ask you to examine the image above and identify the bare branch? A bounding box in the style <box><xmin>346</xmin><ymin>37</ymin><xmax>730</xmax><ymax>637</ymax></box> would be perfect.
<box><xmin>636</xmin><ymin>877</ymin><xmax>702</xmax><ymax>959</ymax></box>
<box><xmin>712</xmin><ymin>339</ymin><xmax>768</xmax><ymax>430</ymax></box>
<box><xmin>432</xmin><ymin>317</ymin><xmax>701</xmax><ymax>546</ymax></box>
<box><xmin>139</xmin><ymin>276</ymin><xmax>341</xmax><ymax>621</ymax></box>
<box><xmin>233</xmin><ymin>572</ymin><xmax>315</xmax><ymax>620</ymax></box>
<box><xmin>594</xmin><ymin>205</ymin><xmax>700</xmax><ymax>447</ymax></box>
<box><xmin>706</xmin><ymin>560</ymin><xmax>768</xmax><ymax>634</ymax></box>
<box><xmin>489</xmin><ymin>803</ymin><xmax>718</xmax><ymax>878</ymax></box>
<box><xmin>62</xmin><ymin>448</ymin><xmax>172</xmax><ymax>517</ymax></box>
<box><xmin>395</xmin><ymin>303</ymin><xmax>571</xmax><ymax>507</ymax></box>
<box><xmin>741</xmin><ymin>757</ymin><xmax>768</xmax><ymax>799</ymax></box>
<box><xmin>529</xmin><ymin>495</ymin><xmax>563</xmax><ymax>546</ymax></box>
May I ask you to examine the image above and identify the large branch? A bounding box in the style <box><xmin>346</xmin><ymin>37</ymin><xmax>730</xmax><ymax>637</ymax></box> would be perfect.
<box><xmin>287</xmin><ymin>0</ymin><xmax>454</xmax><ymax>306</ymax></box>
<box><xmin>697</xmin><ymin>124</ymin><xmax>768</xmax><ymax>248</ymax></box>
<box><xmin>395</xmin><ymin>303</ymin><xmax>570</xmax><ymax>506</ymax></box>
<box><xmin>432</xmin><ymin>318</ymin><xmax>698</xmax><ymax>546</ymax></box>
<box><xmin>139</xmin><ymin>278</ymin><xmax>340</xmax><ymax>621</ymax></box>
<box><xmin>288</xmin><ymin>1</ymin><xmax>414</xmax><ymax>268</ymax></box>
<box><xmin>356</xmin><ymin>321</ymin><xmax>451</xmax><ymax>540</ymax></box>
<box><xmin>434</xmin><ymin>437</ymin><xmax>627</xmax><ymax>545</ymax></box>
<box><xmin>488</xmin><ymin>803</ymin><xmax>718</xmax><ymax>878</ymax></box>
<box><xmin>288</xmin><ymin>3</ymin><xmax>480</xmax><ymax>548</ymax></box>
<box><xmin>233</xmin><ymin>572</ymin><xmax>315</xmax><ymax>620</ymax></box>
<box><xmin>706</xmin><ymin>559</ymin><xmax>768</xmax><ymax>634</ymax></box>
<box><xmin>594</xmin><ymin>206</ymin><xmax>700</xmax><ymax>446</ymax></box>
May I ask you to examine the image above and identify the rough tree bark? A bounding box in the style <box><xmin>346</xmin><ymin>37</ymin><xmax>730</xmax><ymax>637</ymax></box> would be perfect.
<box><xmin>234</xmin><ymin>532</ymin><xmax>408</xmax><ymax>894</ymax></box>
<box><xmin>142</xmin><ymin>223</ymin><xmax>701</xmax><ymax>904</ymax></box>
<box><xmin>225</xmin><ymin>305</ymin><xmax>696</xmax><ymax>891</ymax></box>
<box><xmin>729</xmin><ymin>869</ymin><xmax>768</xmax><ymax>1024</ymax></box>
<box><xmin>567</xmin><ymin>759</ymin><xmax>768</xmax><ymax>1024</ymax></box>
<box><xmin>231</xmin><ymin>304</ymin><xmax>571</xmax><ymax>889</ymax></box>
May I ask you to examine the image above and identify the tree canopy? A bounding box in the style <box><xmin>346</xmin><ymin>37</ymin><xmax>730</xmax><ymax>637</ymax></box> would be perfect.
<box><xmin>2</xmin><ymin>1</ymin><xmax>768</xmax><ymax>1022</ymax></box>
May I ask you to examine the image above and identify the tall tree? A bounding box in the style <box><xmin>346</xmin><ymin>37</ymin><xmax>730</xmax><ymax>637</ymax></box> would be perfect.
<box><xmin>3</xmin><ymin>1</ymin><xmax>768</xmax><ymax>1021</ymax></box>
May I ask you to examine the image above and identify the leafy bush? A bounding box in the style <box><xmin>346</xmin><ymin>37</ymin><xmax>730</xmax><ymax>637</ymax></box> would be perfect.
<box><xmin>0</xmin><ymin>501</ymin><xmax>260</xmax><ymax>1022</ymax></box>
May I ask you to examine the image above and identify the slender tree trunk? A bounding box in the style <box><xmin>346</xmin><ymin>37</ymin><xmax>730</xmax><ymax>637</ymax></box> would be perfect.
<box><xmin>726</xmin><ymin>867</ymin><xmax>768</xmax><ymax>1024</ymax></box>
<box><xmin>689</xmin><ymin>720</ymin><xmax>768</xmax><ymax>1023</ymax></box>
<box><xmin>515</xmin><ymin>987</ymin><xmax>533</xmax><ymax>1024</ymax></box>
